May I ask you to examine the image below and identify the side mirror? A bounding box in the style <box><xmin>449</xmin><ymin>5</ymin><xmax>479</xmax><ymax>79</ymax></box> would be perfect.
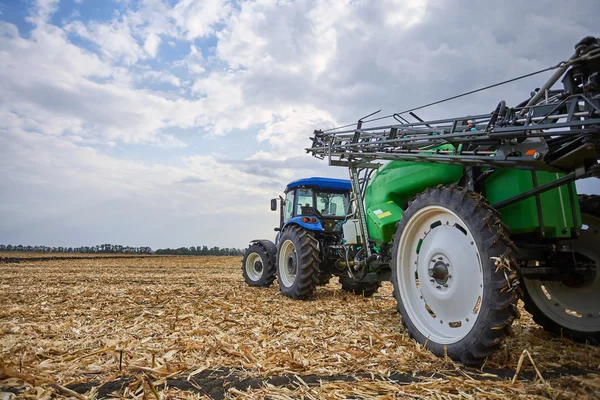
<box><xmin>270</xmin><ymin>198</ymin><xmax>278</xmax><ymax>211</ymax></box>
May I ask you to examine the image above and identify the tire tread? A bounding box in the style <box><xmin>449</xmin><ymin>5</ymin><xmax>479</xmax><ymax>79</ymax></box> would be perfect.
<box><xmin>242</xmin><ymin>243</ymin><xmax>277</xmax><ymax>287</ymax></box>
<box><xmin>277</xmin><ymin>225</ymin><xmax>320</xmax><ymax>300</ymax></box>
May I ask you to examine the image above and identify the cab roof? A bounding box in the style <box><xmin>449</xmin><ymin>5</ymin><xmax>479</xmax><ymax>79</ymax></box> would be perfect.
<box><xmin>285</xmin><ymin>177</ymin><xmax>352</xmax><ymax>193</ymax></box>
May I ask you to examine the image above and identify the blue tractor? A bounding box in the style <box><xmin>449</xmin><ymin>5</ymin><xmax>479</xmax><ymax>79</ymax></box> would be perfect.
<box><xmin>242</xmin><ymin>177</ymin><xmax>381</xmax><ymax>299</ymax></box>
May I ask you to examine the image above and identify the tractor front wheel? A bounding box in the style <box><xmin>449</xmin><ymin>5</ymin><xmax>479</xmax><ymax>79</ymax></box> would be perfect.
<box><xmin>276</xmin><ymin>225</ymin><xmax>320</xmax><ymax>300</ymax></box>
<box><xmin>242</xmin><ymin>243</ymin><xmax>276</xmax><ymax>287</ymax></box>
<box><xmin>391</xmin><ymin>186</ymin><xmax>519</xmax><ymax>365</ymax></box>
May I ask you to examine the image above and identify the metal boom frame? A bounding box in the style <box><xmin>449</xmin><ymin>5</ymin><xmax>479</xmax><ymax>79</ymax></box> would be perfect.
<box><xmin>307</xmin><ymin>37</ymin><xmax>600</xmax><ymax>245</ymax></box>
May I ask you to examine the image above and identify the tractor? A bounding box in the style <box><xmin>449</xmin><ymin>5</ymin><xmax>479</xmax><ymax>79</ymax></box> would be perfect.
<box><xmin>243</xmin><ymin>36</ymin><xmax>600</xmax><ymax>364</ymax></box>
<box><xmin>242</xmin><ymin>177</ymin><xmax>381</xmax><ymax>299</ymax></box>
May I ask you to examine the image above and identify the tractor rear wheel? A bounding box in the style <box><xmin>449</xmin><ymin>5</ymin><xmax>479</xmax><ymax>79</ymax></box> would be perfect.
<box><xmin>276</xmin><ymin>225</ymin><xmax>320</xmax><ymax>300</ymax></box>
<box><xmin>391</xmin><ymin>186</ymin><xmax>519</xmax><ymax>365</ymax></box>
<box><xmin>521</xmin><ymin>194</ymin><xmax>600</xmax><ymax>344</ymax></box>
<box><xmin>339</xmin><ymin>276</ymin><xmax>381</xmax><ymax>297</ymax></box>
<box><xmin>242</xmin><ymin>243</ymin><xmax>276</xmax><ymax>287</ymax></box>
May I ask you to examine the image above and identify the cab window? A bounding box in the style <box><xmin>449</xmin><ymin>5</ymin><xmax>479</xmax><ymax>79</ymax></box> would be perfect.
<box><xmin>316</xmin><ymin>192</ymin><xmax>349</xmax><ymax>217</ymax></box>
<box><xmin>284</xmin><ymin>190</ymin><xmax>295</xmax><ymax>222</ymax></box>
<box><xmin>296</xmin><ymin>188</ymin><xmax>314</xmax><ymax>215</ymax></box>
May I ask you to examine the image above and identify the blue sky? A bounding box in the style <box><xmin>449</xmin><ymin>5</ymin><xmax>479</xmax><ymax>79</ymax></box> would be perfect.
<box><xmin>0</xmin><ymin>0</ymin><xmax>598</xmax><ymax>249</ymax></box>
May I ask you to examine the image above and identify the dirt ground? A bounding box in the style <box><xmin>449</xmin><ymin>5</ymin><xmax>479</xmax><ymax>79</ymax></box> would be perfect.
<box><xmin>1</xmin><ymin>255</ymin><xmax>599</xmax><ymax>399</ymax></box>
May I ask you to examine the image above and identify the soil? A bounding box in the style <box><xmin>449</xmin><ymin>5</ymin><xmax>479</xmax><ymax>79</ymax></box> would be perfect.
<box><xmin>1</xmin><ymin>255</ymin><xmax>598</xmax><ymax>399</ymax></box>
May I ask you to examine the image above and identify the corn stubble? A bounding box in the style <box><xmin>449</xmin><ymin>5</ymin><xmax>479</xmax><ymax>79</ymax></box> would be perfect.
<box><xmin>0</xmin><ymin>255</ymin><xmax>598</xmax><ymax>399</ymax></box>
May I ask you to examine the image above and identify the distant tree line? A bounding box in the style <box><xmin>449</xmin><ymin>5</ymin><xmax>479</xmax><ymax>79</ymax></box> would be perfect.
<box><xmin>0</xmin><ymin>244</ymin><xmax>152</xmax><ymax>254</ymax></box>
<box><xmin>0</xmin><ymin>244</ymin><xmax>243</xmax><ymax>256</ymax></box>
<box><xmin>154</xmin><ymin>246</ymin><xmax>244</xmax><ymax>256</ymax></box>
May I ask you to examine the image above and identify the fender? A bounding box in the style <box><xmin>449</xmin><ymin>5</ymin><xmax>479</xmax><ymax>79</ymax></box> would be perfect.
<box><xmin>282</xmin><ymin>217</ymin><xmax>324</xmax><ymax>233</ymax></box>
<box><xmin>249</xmin><ymin>239</ymin><xmax>277</xmax><ymax>266</ymax></box>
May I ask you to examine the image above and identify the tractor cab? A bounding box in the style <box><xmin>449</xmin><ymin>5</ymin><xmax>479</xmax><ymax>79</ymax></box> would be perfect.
<box><xmin>272</xmin><ymin>177</ymin><xmax>352</xmax><ymax>233</ymax></box>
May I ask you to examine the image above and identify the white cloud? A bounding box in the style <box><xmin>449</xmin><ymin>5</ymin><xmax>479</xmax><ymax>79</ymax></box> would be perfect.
<box><xmin>255</xmin><ymin>106</ymin><xmax>336</xmax><ymax>159</ymax></box>
<box><xmin>143</xmin><ymin>32</ymin><xmax>161</xmax><ymax>58</ymax></box>
<box><xmin>65</xmin><ymin>18</ymin><xmax>145</xmax><ymax>65</ymax></box>
<box><xmin>383</xmin><ymin>0</ymin><xmax>427</xmax><ymax>28</ymax></box>
<box><xmin>174</xmin><ymin>44</ymin><xmax>205</xmax><ymax>75</ymax></box>
<box><xmin>172</xmin><ymin>0</ymin><xmax>232</xmax><ymax>40</ymax></box>
<box><xmin>27</xmin><ymin>0</ymin><xmax>60</xmax><ymax>25</ymax></box>
<box><xmin>139</xmin><ymin>70</ymin><xmax>181</xmax><ymax>87</ymax></box>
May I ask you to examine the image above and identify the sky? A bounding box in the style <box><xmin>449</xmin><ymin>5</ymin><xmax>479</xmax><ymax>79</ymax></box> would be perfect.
<box><xmin>0</xmin><ymin>0</ymin><xmax>599</xmax><ymax>250</ymax></box>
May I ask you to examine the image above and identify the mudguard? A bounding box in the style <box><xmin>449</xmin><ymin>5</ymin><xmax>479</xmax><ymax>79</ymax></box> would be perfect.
<box><xmin>249</xmin><ymin>239</ymin><xmax>277</xmax><ymax>265</ymax></box>
<box><xmin>282</xmin><ymin>217</ymin><xmax>324</xmax><ymax>233</ymax></box>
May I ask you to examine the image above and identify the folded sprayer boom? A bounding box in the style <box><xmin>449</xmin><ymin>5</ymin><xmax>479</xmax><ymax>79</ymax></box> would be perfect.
<box><xmin>308</xmin><ymin>37</ymin><xmax>600</xmax><ymax>178</ymax></box>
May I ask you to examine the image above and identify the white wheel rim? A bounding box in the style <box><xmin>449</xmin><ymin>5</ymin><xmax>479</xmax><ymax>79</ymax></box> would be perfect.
<box><xmin>245</xmin><ymin>252</ymin><xmax>263</xmax><ymax>281</ymax></box>
<box><xmin>278</xmin><ymin>239</ymin><xmax>297</xmax><ymax>288</ymax></box>
<box><xmin>396</xmin><ymin>205</ymin><xmax>484</xmax><ymax>344</ymax></box>
<box><xmin>523</xmin><ymin>213</ymin><xmax>600</xmax><ymax>332</ymax></box>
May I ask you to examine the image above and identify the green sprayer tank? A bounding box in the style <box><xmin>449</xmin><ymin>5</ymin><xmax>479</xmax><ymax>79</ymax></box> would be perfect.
<box><xmin>364</xmin><ymin>162</ymin><xmax>580</xmax><ymax>244</ymax></box>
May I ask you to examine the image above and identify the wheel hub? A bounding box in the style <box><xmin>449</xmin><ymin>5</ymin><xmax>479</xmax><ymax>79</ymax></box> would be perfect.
<box><xmin>245</xmin><ymin>252</ymin><xmax>263</xmax><ymax>281</ymax></box>
<box><xmin>254</xmin><ymin>260</ymin><xmax>263</xmax><ymax>273</ymax></box>
<box><xmin>429</xmin><ymin>256</ymin><xmax>451</xmax><ymax>285</ymax></box>
<box><xmin>287</xmin><ymin>252</ymin><xmax>297</xmax><ymax>275</ymax></box>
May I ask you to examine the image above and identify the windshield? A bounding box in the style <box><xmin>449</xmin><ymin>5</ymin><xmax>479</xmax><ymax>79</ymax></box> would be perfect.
<box><xmin>296</xmin><ymin>188</ymin><xmax>314</xmax><ymax>215</ymax></box>
<box><xmin>316</xmin><ymin>191</ymin><xmax>350</xmax><ymax>218</ymax></box>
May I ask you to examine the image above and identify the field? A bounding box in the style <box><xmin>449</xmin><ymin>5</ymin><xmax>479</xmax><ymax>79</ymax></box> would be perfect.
<box><xmin>1</xmin><ymin>255</ymin><xmax>599</xmax><ymax>399</ymax></box>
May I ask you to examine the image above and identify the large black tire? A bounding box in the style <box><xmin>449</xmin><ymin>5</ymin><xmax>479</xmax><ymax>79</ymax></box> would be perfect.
<box><xmin>339</xmin><ymin>275</ymin><xmax>381</xmax><ymax>297</ymax></box>
<box><xmin>521</xmin><ymin>194</ymin><xmax>600</xmax><ymax>344</ymax></box>
<box><xmin>276</xmin><ymin>225</ymin><xmax>320</xmax><ymax>300</ymax></box>
<box><xmin>242</xmin><ymin>243</ymin><xmax>276</xmax><ymax>287</ymax></box>
<box><xmin>391</xmin><ymin>186</ymin><xmax>519</xmax><ymax>365</ymax></box>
